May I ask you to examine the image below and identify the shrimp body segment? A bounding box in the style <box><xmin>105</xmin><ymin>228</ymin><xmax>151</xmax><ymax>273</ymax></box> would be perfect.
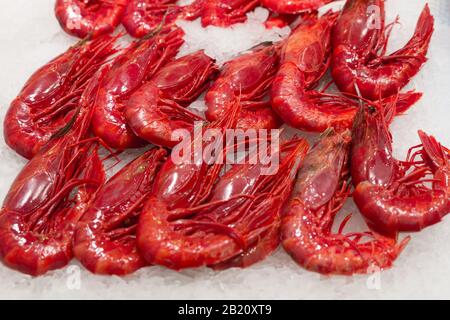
<box><xmin>55</xmin><ymin>0</ymin><xmax>128</xmax><ymax>38</ymax></box>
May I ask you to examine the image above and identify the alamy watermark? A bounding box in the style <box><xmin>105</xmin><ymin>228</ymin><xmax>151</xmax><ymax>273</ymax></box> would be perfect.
<box><xmin>366</xmin><ymin>264</ymin><xmax>382</xmax><ymax>290</ymax></box>
<box><xmin>171</xmin><ymin>122</ymin><xmax>281</xmax><ymax>176</ymax></box>
<box><xmin>367</xmin><ymin>5</ymin><xmax>382</xmax><ymax>30</ymax></box>
<box><xmin>66</xmin><ymin>7</ymin><xmax>82</xmax><ymax>31</ymax></box>
<box><xmin>66</xmin><ymin>265</ymin><xmax>81</xmax><ymax>290</ymax></box>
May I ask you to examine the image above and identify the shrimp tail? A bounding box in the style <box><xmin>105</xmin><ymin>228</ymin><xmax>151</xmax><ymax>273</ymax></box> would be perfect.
<box><xmin>418</xmin><ymin>130</ymin><xmax>450</xmax><ymax>174</ymax></box>
<box><xmin>394</xmin><ymin>91</ymin><xmax>423</xmax><ymax>114</ymax></box>
<box><xmin>412</xmin><ymin>4</ymin><xmax>435</xmax><ymax>52</ymax></box>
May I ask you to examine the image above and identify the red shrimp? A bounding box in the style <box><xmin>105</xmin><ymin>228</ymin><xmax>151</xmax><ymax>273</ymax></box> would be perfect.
<box><xmin>282</xmin><ymin>129</ymin><xmax>408</xmax><ymax>275</ymax></box>
<box><xmin>271</xmin><ymin>11</ymin><xmax>356</xmax><ymax>132</ymax></box>
<box><xmin>201</xmin><ymin>0</ymin><xmax>260</xmax><ymax>27</ymax></box>
<box><xmin>55</xmin><ymin>0</ymin><xmax>128</xmax><ymax>38</ymax></box>
<box><xmin>122</xmin><ymin>0</ymin><xmax>204</xmax><ymax>38</ymax></box>
<box><xmin>92</xmin><ymin>29</ymin><xmax>185</xmax><ymax>150</ymax></box>
<box><xmin>205</xmin><ymin>43</ymin><xmax>282</xmax><ymax>130</ymax></box>
<box><xmin>271</xmin><ymin>12</ymin><xmax>422</xmax><ymax>133</ymax></box>
<box><xmin>125</xmin><ymin>50</ymin><xmax>218</xmax><ymax>148</ymax></box>
<box><xmin>331</xmin><ymin>0</ymin><xmax>434</xmax><ymax>101</ymax></box>
<box><xmin>73</xmin><ymin>148</ymin><xmax>167</xmax><ymax>275</ymax></box>
<box><xmin>351</xmin><ymin>105</ymin><xmax>450</xmax><ymax>235</ymax></box>
<box><xmin>137</xmin><ymin>110</ymin><xmax>309</xmax><ymax>269</ymax></box>
<box><xmin>262</xmin><ymin>0</ymin><xmax>335</xmax><ymax>14</ymax></box>
<box><xmin>209</xmin><ymin>139</ymin><xmax>309</xmax><ymax>270</ymax></box>
<box><xmin>4</xmin><ymin>35</ymin><xmax>118</xmax><ymax>159</ymax></box>
<box><xmin>0</xmin><ymin>71</ymin><xmax>106</xmax><ymax>276</ymax></box>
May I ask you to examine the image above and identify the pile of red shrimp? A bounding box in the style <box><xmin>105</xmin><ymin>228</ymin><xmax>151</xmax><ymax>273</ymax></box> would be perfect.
<box><xmin>0</xmin><ymin>0</ymin><xmax>448</xmax><ymax>277</ymax></box>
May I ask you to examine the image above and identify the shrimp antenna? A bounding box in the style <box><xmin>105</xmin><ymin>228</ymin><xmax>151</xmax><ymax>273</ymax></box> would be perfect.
<box><xmin>75</xmin><ymin>33</ymin><xmax>92</xmax><ymax>48</ymax></box>
<box><xmin>248</xmin><ymin>41</ymin><xmax>274</xmax><ymax>51</ymax></box>
<box><xmin>237</xmin><ymin>41</ymin><xmax>274</xmax><ymax>58</ymax></box>
<box><xmin>142</xmin><ymin>9</ymin><xmax>171</xmax><ymax>41</ymax></box>
<box><xmin>353</xmin><ymin>83</ymin><xmax>365</xmax><ymax>109</ymax></box>
<box><xmin>320</xmin><ymin>127</ymin><xmax>336</xmax><ymax>138</ymax></box>
<box><xmin>50</xmin><ymin>107</ymin><xmax>81</xmax><ymax>140</ymax></box>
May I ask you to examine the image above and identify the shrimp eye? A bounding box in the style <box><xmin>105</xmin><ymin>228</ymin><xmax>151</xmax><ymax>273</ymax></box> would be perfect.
<box><xmin>368</xmin><ymin>105</ymin><xmax>376</xmax><ymax>114</ymax></box>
